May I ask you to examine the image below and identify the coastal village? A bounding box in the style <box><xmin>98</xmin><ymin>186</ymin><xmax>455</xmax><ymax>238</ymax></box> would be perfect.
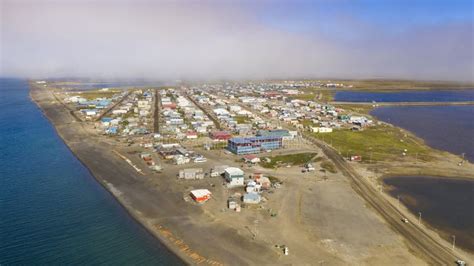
<box><xmin>53</xmin><ymin>80</ymin><xmax>379</xmax><ymax>212</ymax></box>
<box><xmin>34</xmin><ymin>79</ymin><xmax>474</xmax><ymax>265</ymax></box>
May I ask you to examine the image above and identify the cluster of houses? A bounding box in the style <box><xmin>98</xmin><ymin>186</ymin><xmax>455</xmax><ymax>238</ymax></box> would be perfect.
<box><xmin>64</xmin><ymin>89</ymin><xmax>126</xmax><ymax>119</ymax></box>
<box><xmin>159</xmin><ymin>89</ymin><xmax>216</xmax><ymax>140</ymax></box>
<box><xmin>189</xmin><ymin>90</ymin><xmax>275</xmax><ymax>135</ymax></box>
<box><xmin>156</xmin><ymin>143</ymin><xmax>207</xmax><ymax>165</ymax></box>
<box><xmin>181</xmin><ymin>165</ymin><xmax>274</xmax><ymax>210</ymax></box>
<box><xmin>190</xmin><ymin>82</ymin><xmax>373</xmax><ymax>134</ymax></box>
<box><xmin>98</xmin><ymin>89</ymin><xmax>154</xmax><ymax>136</ymax></box>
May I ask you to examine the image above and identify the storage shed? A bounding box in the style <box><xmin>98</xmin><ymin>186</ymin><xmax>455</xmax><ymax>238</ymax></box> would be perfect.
<box><xmin>179</xmin><ymin>168</ymin><xmax>204</xmax><ymax>180</ymax></box>
<box><xmin>190</xmin><ymin>189</ymin><xmax>212</xmax><ymax>203</ymax></box>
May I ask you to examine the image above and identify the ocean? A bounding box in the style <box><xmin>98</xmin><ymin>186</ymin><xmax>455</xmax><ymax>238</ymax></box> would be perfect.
<box><xmin>0</xmin><ymin>79</ymin><xmax>182</xmax><ymax>265</ymax></box>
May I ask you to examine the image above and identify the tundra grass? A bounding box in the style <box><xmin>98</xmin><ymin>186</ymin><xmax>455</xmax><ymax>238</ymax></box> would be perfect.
<box><xmin>260</xmin><ymin>152</ymin><xmax>318</xmax><ymax>168</ymax></box>
<box><xmin>312</xmin><ymin>124</ymin><xmax>434</xmax><ymax>163</ymax></box>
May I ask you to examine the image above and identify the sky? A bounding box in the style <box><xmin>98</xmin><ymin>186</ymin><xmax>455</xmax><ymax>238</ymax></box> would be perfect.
<box><xmin>1</xmin><ymin>0</ymin><xmax>473</xmax><ymax>81</ymax></box>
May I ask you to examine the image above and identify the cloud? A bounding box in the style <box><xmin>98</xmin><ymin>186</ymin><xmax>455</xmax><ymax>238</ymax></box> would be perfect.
<box><xmin>1</xmin><ymin>0</ymin><xmax>473</xmax><ymax>81</ymax></box>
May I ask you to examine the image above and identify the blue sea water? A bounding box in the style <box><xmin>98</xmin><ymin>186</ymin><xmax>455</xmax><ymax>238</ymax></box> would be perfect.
<box><xmin>0</xmin><ymin>79</ymin><xmax>182</xmax><ymax>265</ymax></box>
<box><xmin>334</xmin><ymin>89</ymin><xmax>474</xmax><ymax>102</ymax></box>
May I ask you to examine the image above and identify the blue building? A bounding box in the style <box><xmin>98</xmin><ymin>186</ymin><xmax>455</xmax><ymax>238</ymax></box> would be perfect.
<box><xmin>227</xmin><ymin>136</ymin><xmax>283</xmax><ymax>155</ymax></box>
<box><xmin>256</xmin><ymin>129</ymin><xmax>292</xmax><ymax>139</ymax></box>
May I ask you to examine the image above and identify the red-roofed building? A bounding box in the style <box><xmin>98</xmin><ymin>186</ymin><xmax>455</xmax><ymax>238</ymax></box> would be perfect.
<box><xmin>243</xmin><ymin>154</ymin><xmax>260</xmax><ymax>164</ymax></box>
<box><xmin>186</xmin><ymin>131</ymin><xmax>198</xmax><ymax>139</ymax></box>
<box><xmin>162</xmin><ymin>103</ymin><xmax>177</xmax><ymax>109</ymax></box>
<box><xmin>210</xmin><ymin>131</ymin><xmax>232</xmax><ymax>141</ymax></box>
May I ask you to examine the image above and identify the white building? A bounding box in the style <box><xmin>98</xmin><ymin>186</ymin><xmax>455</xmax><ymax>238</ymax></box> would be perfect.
<box><xmin>224</xmin><ymin>167</ymin><xmax>244</xmax><ymax>187</ymax></box>
<box><xmin>310</xmin><ymin>127</ymin><xmax>333</xmax><ymax>133</ymax></box>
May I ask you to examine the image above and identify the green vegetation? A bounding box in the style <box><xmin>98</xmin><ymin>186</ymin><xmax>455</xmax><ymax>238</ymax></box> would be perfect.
<box><xmin>234</xmin><ymin>115</ymin><xmax>251</xmax><ymax>124</ymax></box>
<box><xmin>320</xmin><ymin>159</ymin><xmax>337</xmax><ymax>173</ymax></box>
<box><xmin>299</xmin><ymin>87</ymin><xmax>334</xmax><ymax>102</ymax></box>
<box><xmin>335</xmin><ymin>104</ymin><xmax>375</xmax><ymax>115</ymax></box>
<box><xmin>313</xmin><ymin>156</ymin><xmax>324</xmax><ymax>162</ymax></box>
<box><xmin>73</xmin><ymin>90</ymin><xmax>120</xmax><ymax>100</ymax></box>
<box><xmin>316</xmin><ymin>90</ymin><xmax>334</xmax><ymax>102</ymax></box>
<box><xmin>300</xmin><ymin>119</ymin><xmax>316</xmax><ymax>128</ymax></box>
<box><xmin>290</xmin><ymin>93</ymin><xmax>316</xmax><ymax>101</ymax></box>
<box><xmin>311</xmin><ymin>125</ymin><xmax>434</xmax><ymax>163</ymax></box>
<box><xmin>267</xmin><ymin>175</ymin><xmax>282</xmax><ymax>184</ymax></box>
<box><xmin>209</xmin><ymin>142</ymin><xmax>228</xmax><ymax>150</ymax></box>
<box><xmin>260</xmin><ymin>152</ymin><xmax>317</xmax><ymax>168</ymax></box>
<box><xmin>330</xmin><ymin>79</ymin><xmax>474</xmax><ymax>91</ymax></box>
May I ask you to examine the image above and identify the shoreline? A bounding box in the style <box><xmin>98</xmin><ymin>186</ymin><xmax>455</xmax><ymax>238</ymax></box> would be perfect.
<box><xmin>382</xmin><ymin>175</ymin><xmax>474</xmax><ymax>253</ymax></box>
<box><xmin>28</xmin><ymin>89</ymin><xmax>191</xmax><ymax>265</ymax></box>
<box><xmin>29</xmin><ymin>82</ymin><xmax>473</xmax><ymax>265</ymax></box>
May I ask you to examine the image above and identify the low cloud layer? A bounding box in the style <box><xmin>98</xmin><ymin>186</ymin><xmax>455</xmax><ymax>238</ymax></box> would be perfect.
<box><xmin>1</xmin><ymin>1</ymin><xmax>473</xmax><ymax>81</ymax></box>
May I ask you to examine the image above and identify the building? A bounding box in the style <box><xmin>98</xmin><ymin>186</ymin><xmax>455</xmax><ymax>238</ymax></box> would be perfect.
<box><xmin>179</xmin><ymin>168</ymin><xmax>204</xmax><ymax>180</ymax></box>
<box><xmin>256</xmin><ymin>129</ymin><xmax>293</xmax><ymax>140</ymax></box>
<box><xmin>310</xmin><ymin>127</ymin><xmax>333</xmax><ymax>133</ymax></box>
<box><xmin>190</xmin><ymin>189</ymin><xmax>211</xmax><ymax>203</ymax></box>
<box><xmin>254</xmin><ymin>174</ymin><xmax>271</xmax><ymax>190</ymax></box>
<box><xmin>228</xmin><ymin>198</ymin><xmax>238</xmax><ymax>209</ymax></box>
<box><xmin>243</xmin><ymin>154</ymin><xmax>261</xmax><ymax>164</ymax></box>
<box><xmin>186</xmin><ymin>131</ymin><xmax>198</xmax><ymax>139</ymax></box>
<box><xmin>243</xmin><ymin>193</ymin><xmax>261</xmax><ymax>204</ymax></box>
<box><xmin>210</xmin><ymin>165</ymin><xmax>229</xmax><ymax>177</ymax></box>
<box><xmin>210</xmin><ymin>131</ymin><xmax>232</xmax><ymax>141</ymax></box>
<box><xmin>227</xmin><ymin>136</ymin><xmax>283</xmax><ymax>155</ymax></box>
<box><xmin>224</xmin><ymin>167</ymin><xmax>244</xmax><ymax>187</ymax></box>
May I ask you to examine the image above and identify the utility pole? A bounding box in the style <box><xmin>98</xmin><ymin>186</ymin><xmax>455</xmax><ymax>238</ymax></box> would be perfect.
<box><xmin>452</xmin><ymin>235</ymin><xmax>456</xmax><ymax>250</ymax></box>
<box><xmin>418</xmin><ymin>212</ymin><xmax>422</xmax><ymax>225</ymax></box>
<box><xmin>397</xmin><ymin>195</ymin><xmax>400</xmax><ymax>208</ymax></box>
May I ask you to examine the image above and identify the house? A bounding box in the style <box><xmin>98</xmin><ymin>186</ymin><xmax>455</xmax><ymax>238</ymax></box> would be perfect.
<box><xmin>243</xmin><ymin>193</ymin><xmax>261</xmax><ymax>204</ymax></box>
<box><xmin>210</xmin><ymin>131</ymin><xmax>232</xmax><ymax>141</ymax></box>
<box><xmin>255</xmin><ymin>175</ymin><xmax>271</xmax><ymax>190</ymax></box>
<box><xmin>246</xmin><ymin>181</ymin><xmax>262</xmax><ymax>193</ymax></box>
<box><xmin>243</xmin><ymin>154</ymin><xmax>261</xmax><ymax>164</ymax></box>
<box><xmin>224</xmin><ymin>167</ymin><xmax>245</xmax><ymax>187</ymax></box>
<box><xmin>190</xmin><ymin>189</ymin><xmax>211</xmax><ymax>203</ymax></box>
<box><xmin>82</xmin><ymin>109</ymin><xmax>98</xmax><ymax>116</ymax></box>
<box><xmin>186</xmin><ymin>131</ymin><xmax>198</xmax><ymax>139</ymax></box>
<box><xmin>228</xmin><ymin>198</ymin><xmax>238</xmax><ymax>209</ymax></box>
<box><xmin>174</xmin><ymin>155</ymin><xmax>191</xmax><ymax>165</ymax></box>
<box><xmin>210</xmin><ymin>165</ymin><xmax>229</xmax><ymax>177</ymax></box>
<box><xmin>310</xmin><ymin>127</ymin><xmax>333</xmax><ymax>133</ymax></box>
<box><xmin>179</xmin><ymin>168</ymin><xmax>204</xmax><ymax>180</ymax></box>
